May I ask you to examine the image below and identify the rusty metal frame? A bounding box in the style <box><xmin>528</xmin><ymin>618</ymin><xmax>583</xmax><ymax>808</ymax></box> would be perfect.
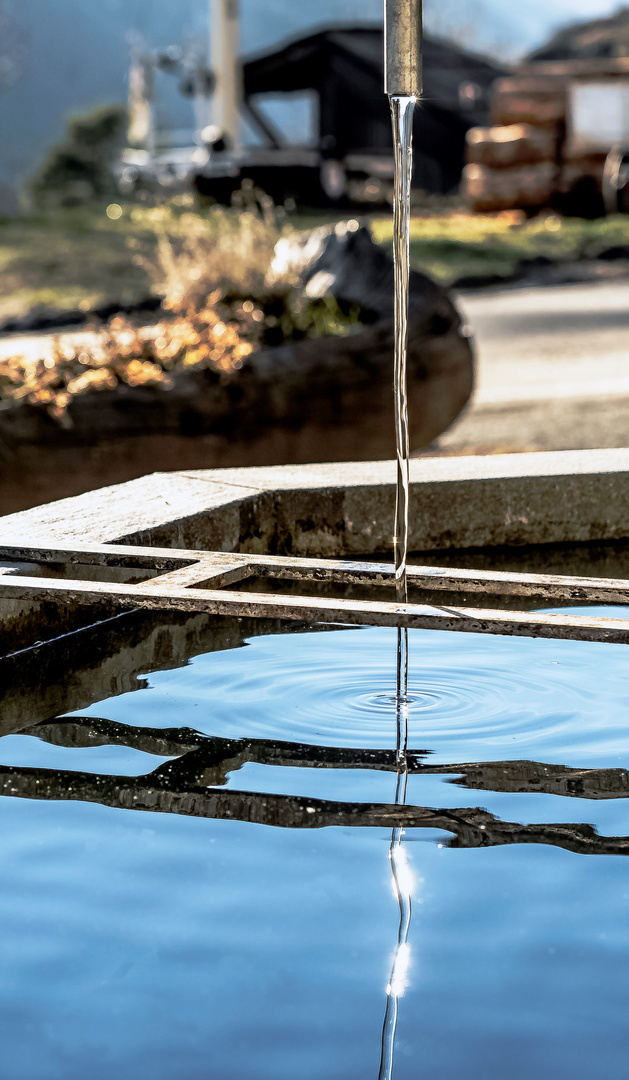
<box><xmin>2</xmin><ymin>540</ymin><xmax>629</xmax><ymax>643</ymax></box>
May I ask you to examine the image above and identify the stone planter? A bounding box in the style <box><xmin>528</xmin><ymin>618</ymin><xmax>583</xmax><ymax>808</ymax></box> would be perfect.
<box><xmin>0</xmin><ymin>225</ymin><xmax>473</xmax><ymax>514</ymax></box>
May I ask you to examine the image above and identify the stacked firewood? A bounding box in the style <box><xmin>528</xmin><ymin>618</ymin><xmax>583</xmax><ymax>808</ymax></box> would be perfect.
<box><xmin>463</xmin><ymin>66</ymin><xmax>616</xmax><ymax>214</ymax></box>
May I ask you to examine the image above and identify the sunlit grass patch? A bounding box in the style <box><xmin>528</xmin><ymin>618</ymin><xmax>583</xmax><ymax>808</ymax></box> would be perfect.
<box><xmin>372</xmin><ymin>211</ymin><xmax>629</xmax><ymax>285</ymax></box>
<box><xmin>2</xmin><ymin>202</ymin><xmax>629</xmax><ymax>324</ymax></box>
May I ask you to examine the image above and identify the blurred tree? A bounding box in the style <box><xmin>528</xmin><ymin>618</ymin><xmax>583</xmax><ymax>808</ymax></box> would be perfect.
<box><xmin>29</xmin><ymin>103</ymin><xmax>128</xmax><ymax>208</ymax></box>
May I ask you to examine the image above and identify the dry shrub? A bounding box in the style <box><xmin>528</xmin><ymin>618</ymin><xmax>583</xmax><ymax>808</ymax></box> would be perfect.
<box><xmin>0</xmin><ymin>295</ymin><xmax>264</xmax><ymax>423</ymax></box>
<box><xmin>0</xmin><ymin>194</ymin><xmax>359</xmax><ymax>423</ymax></box>
<box><xmin>133</xmin><ymin>188</ymin><xmax>281</xmax><ymax>311</ymax></box>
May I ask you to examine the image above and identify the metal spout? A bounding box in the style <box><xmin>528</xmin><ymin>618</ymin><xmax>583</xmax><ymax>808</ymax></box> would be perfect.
<box><xmin>384</xmin><ymin>0</ymin><xmax>422</xmax><ymax>97</ymax></box>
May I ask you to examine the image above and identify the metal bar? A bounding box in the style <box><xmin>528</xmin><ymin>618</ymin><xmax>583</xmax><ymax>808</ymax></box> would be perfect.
<box><xmin>0</xmin><ymin>541</ymin><xmax>203</xmax><ymax>569</ymax></box>
<box><xmin>3</xmin><ymin>541</ymin><xmax>629</xmax><ymax>641</ymax></box>
<box><xmin>4</xmin><ymin>541</ymin><xmax>629</xmax><ymax>602</ymax></box>
<box><xmin>242</xmin><ymin>558</ymin><xmax>629</xmax><ymax>603</ymax></box>
<box><xmin>3</xmin><ymin>572</ymin><xmax>629</xmax><ymax>643</ymax></box>
<box><xmin>134</xmin><ymin>563</ymin><xmax>249</xmax><ymax>591</ymax></box>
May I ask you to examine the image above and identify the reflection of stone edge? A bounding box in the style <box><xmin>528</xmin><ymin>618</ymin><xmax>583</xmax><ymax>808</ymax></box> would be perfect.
<box><xmin>1</xmin><ymin>763</ymin><xmax>627</xmax><ymax>856</ymax></box>
<box><xmin>0</xmin><ymin>608</ymin><xmax>336</xmax><ymax>738</ymax></box>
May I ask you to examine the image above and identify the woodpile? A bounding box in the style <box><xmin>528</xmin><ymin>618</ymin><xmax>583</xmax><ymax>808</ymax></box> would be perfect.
<box><xmin>463</xmin><ymin>62</ymin><xmax>629</xmax><ymax>214</ymax></box>
<box><xmin>464</xmin><ymin>161</ymin><xmax>556</xmax><ymax>213</ymax></box>
<box><xmin>466</xmin><ymin>123</ymin><xmax>556</xmax><ymax>169</ymax></box>
<box><xmin>490</xmin><ymin>76</ymin><xmax>566</xmax><ymax>127</ymax></box>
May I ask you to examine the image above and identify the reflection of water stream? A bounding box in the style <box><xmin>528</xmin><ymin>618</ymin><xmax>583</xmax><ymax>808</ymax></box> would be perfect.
<box><xmin>378</xmin><ymin>628</ymin><xmax>413</xmax><ymax>1080</ymax></box>
<box><xmin>381</xmin><ymin>81</ymin><xmax>416</xmax><ymax>1077</ymax></box>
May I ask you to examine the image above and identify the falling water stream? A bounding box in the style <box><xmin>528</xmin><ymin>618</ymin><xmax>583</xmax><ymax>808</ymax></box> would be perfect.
<box><xmin>378</xmin><ymin>93</ymin><xmax>417</xmax><ymax>1080</ymax></box>
<box><xmin>390</xmin><ymin>94</ymin><xmax>416</xmax><ymax>605</ymax></box>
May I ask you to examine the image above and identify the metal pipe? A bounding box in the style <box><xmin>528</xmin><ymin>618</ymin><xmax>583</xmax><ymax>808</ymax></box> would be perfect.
<box><xmin>384</xmin><ymin>0</ymin><xmax>422</xmax><ymax>97</ymax></box>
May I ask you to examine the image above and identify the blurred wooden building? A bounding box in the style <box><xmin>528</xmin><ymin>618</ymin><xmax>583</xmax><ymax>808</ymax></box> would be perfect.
<box><xmin>194</xmin><ymin>25</ymin><xmax>503</xmax><ymax>204</ymax></box>
<box><xmin>464</xmin><ymin>9</ymin><xmax>629</xmax><ymax>216</ymax></box>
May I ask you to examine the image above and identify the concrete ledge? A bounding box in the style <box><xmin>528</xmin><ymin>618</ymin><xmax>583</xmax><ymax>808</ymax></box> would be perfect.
<box><xmin>2</xmin><ymin>448</ymin><xmax>629</xmax><ymax>555</ymax></box>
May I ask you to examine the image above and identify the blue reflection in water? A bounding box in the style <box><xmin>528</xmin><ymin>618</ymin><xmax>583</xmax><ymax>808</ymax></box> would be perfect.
<box><xmin>1</xmin><ymin>616</ymin><xmax>629</xmax><ymax>1078</ymax></box>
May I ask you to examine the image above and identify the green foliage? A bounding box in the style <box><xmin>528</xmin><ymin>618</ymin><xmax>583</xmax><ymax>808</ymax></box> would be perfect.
<box><xmin>29</xmin><ymin>104</ymin><xmax>127</xmax><ymax>209</ymax></box>
<box><xmin>372</xmin><ymin>211</ymin><xmax>629</xmax><ymax>286</ymax></box>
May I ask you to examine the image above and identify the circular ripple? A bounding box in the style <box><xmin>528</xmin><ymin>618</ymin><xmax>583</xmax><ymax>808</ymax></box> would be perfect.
<box><xmin>135</xmin><ymin>621</ymin><xmax>629</xmax><ymax>762</ymax></box>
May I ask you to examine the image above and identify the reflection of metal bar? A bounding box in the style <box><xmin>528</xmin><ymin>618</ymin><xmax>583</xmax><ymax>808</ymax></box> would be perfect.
<box><xmin>1</xmin><ymin>763</ymin><xmax>628</xmax><ymax>855</ymax></box>
<box><xmin>445</xmin><ymin>759</ymin><xmax>629</xmax><ymax>800</ymax></box>
<box><xmin>31</xmin><ymin>718</ymin><xmax>208</xmax><ymax>757</ymax></box>
<box><xmin>22</xmin><ymin>718</ymin><xmax>629</xmax><ymax>800</ymax></box>
<box><xmin>30</xmin><ymin>717</ymin><xmax>426</xmax><ymax>769</ymax></box>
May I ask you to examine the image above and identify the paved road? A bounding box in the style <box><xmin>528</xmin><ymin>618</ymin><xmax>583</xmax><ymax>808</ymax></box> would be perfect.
<box><xmin>435</xmin><ymin>279</ymin><xmax>629</xmax><ymax>454</ymax></box>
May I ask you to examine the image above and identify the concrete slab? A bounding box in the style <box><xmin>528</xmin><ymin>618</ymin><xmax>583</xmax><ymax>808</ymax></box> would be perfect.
<box><xmin>440</xmin><ymin>280</ymin><xmax>629</xmax><ymax>453</ymax></box>
<box><xmin>3</xmin><ymin>449</ymin><xmax>629</xmax><ymax>555</ymax></box>
<box><xmin>2</xmin><ymin>450</ymin><xmax>629</xmax><ymax>658</ymax></box>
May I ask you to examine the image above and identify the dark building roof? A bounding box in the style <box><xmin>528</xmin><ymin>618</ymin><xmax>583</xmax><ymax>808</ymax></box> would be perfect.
<box><xmin>528</xmin><ymin>7</ymin><xmax>629</xmax><ymax>62</ymax></box>
<box><xmin>243</xmin><ymin>25</ymin><xmax>504</xmax><ymax>194</ymax></box>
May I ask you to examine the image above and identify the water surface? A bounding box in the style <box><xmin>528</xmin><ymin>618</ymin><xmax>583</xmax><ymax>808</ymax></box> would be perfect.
<box><xmin>2</xmin><ymin>617</ymin><xmax>629</xmax><ymax>1078</ymax></box>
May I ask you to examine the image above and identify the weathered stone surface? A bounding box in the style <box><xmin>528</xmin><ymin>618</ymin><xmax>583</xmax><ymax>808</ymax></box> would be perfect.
<box><xmin>4</xmin><ymin>449</ymin><xmax>629</xmax><ymax>555</ymax></box>
<box><xmin>2</xmin><ymin>448</ymin><xmax>629</xmax><ymax>654</ymax></box>
<box><xmin>0</xmin><ymin>224</ymin><xmax>474</xmax><ymax>514</ymax></box>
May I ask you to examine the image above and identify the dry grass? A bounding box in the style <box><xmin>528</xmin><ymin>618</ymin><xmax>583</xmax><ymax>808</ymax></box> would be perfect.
<box><xmin>3</xmin><ymin>201</ymin><xmax>629</xmax><ymax>323</ymax></box>
<box><xmin>5</xmin><ymin>198</ymin><xmax>628</xmax><ymax>420</ymax></box>
<box><xmin>0</xmin><ymin>297</ymin><xmax>262</xmax><ymax>422</ymax></box>
<box><xmin>133</xmin><ymin>194</ymin><xmax>281</xmax><ymax>311</ymax></box>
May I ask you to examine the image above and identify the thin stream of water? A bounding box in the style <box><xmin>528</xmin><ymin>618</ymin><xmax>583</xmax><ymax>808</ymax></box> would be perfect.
<box><xmin>378</xmin><ymin>93</ymin><xmax>417</xmax><ymax>1080</ymax></box>
<box><xmin>390</xmin><ymin>93</ymin><xmax>416</xmax><ymax>604</ymax></box>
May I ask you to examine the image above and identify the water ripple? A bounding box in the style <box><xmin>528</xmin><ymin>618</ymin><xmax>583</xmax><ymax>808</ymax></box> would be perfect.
<box><xmin>126</xmin><ymin>617</ymin><xmax>629</xmax><ymax>764</ymax></box>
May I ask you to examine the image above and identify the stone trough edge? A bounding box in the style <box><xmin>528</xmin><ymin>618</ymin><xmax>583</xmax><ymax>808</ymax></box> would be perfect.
<box><xmin>1</xmin><ymin>447</ymin><xmax>629</xmax><ymax>555</ymax></box>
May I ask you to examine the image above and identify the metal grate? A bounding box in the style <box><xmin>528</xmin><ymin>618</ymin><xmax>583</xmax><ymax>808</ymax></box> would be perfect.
<box><xmin>2</xmin><ymin>540</ymin><xmax>629</xmax><ymax>643</ymax></box>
